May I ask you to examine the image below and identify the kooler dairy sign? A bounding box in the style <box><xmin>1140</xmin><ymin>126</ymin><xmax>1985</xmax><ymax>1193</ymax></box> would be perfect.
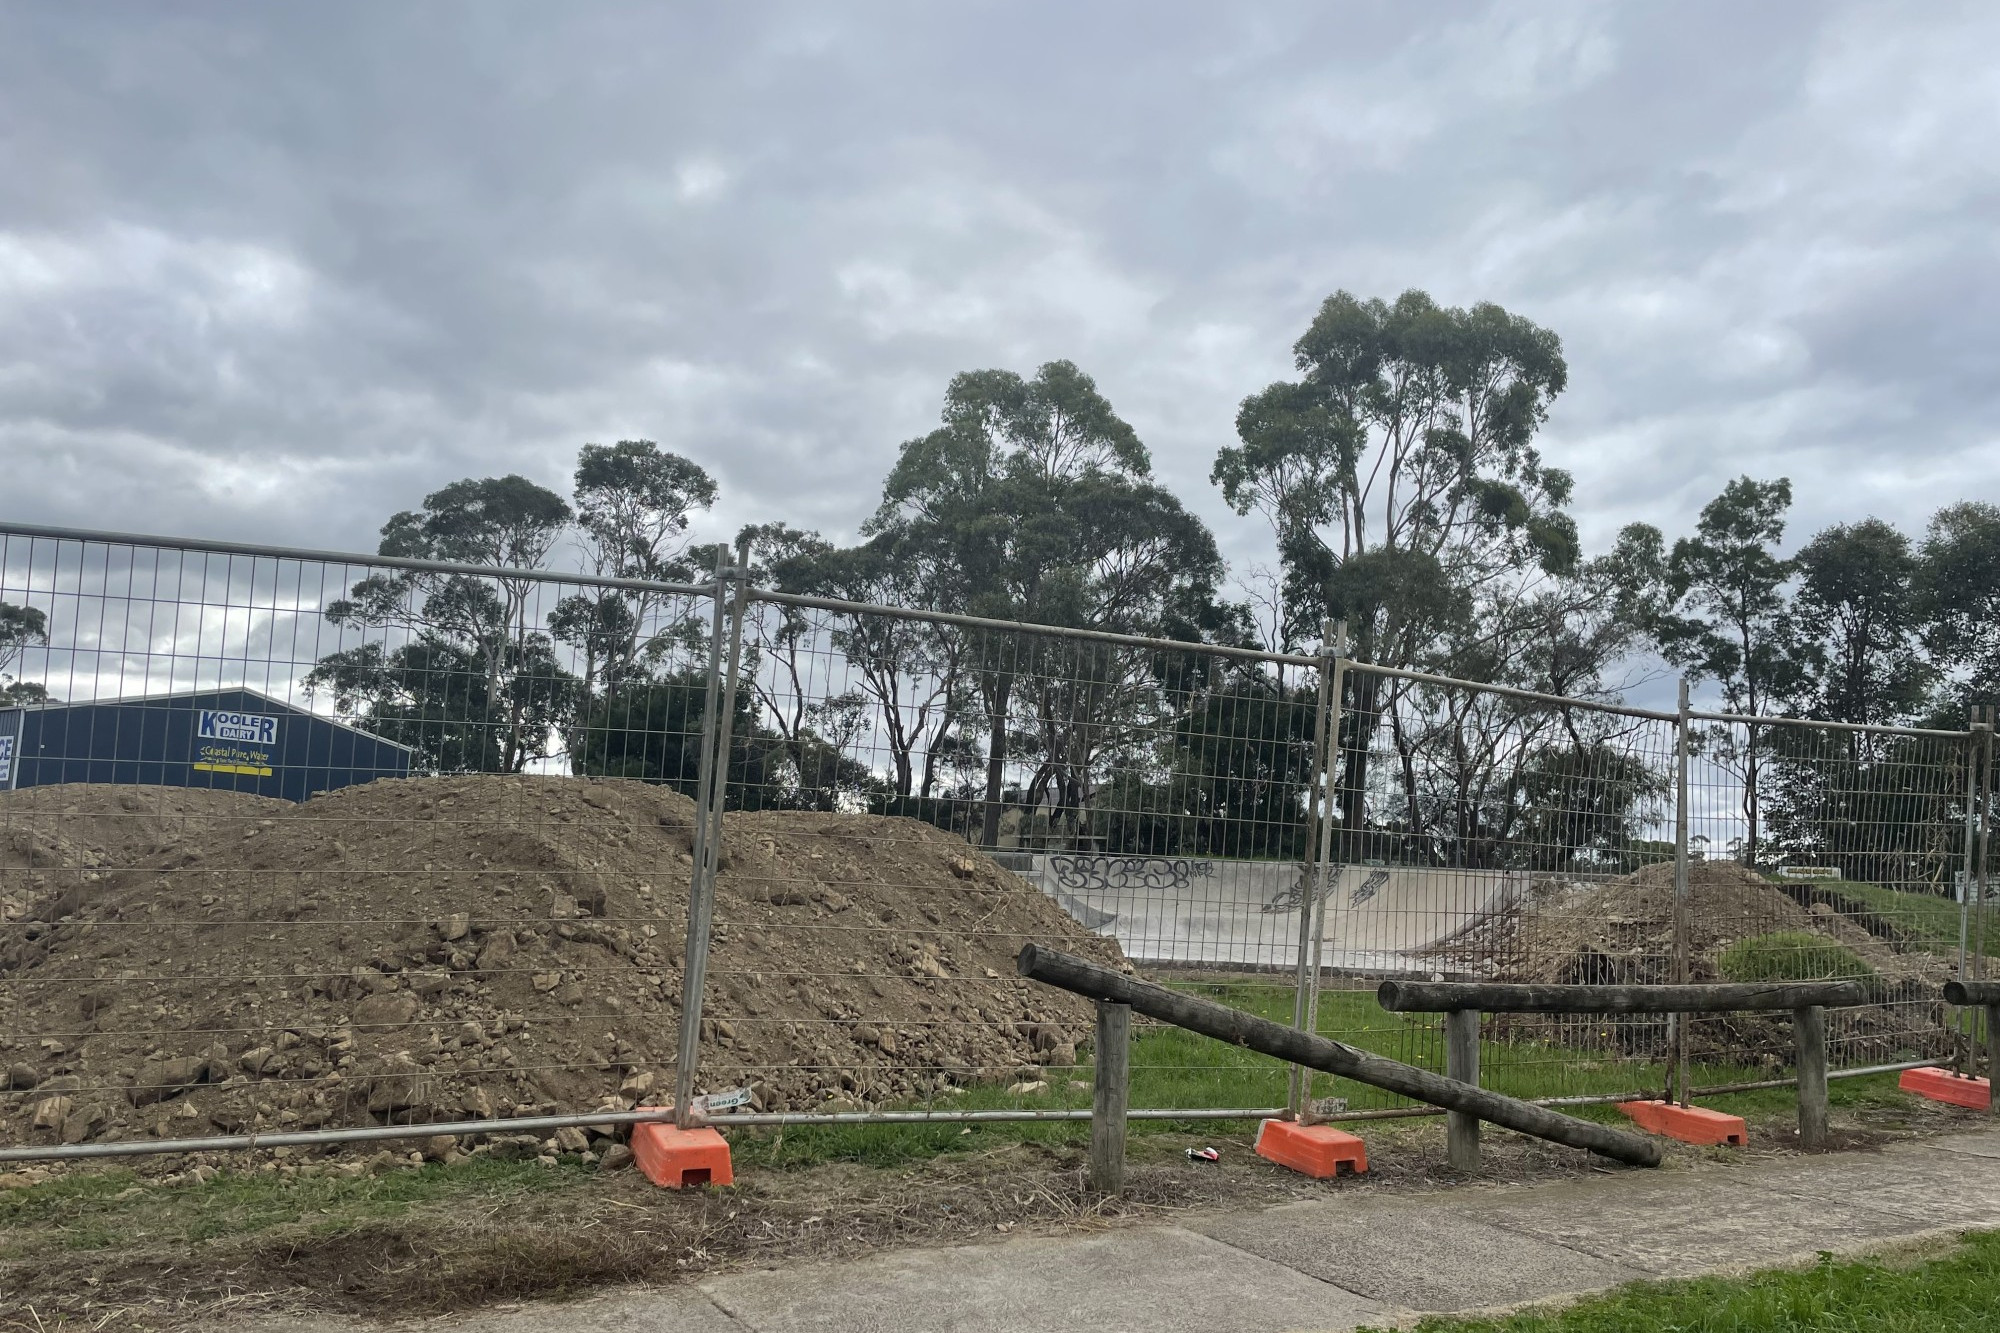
<box><xmin>193</xmin><ymin>708</ymin><xmax>279</xmax><ymax>777</ymax></box>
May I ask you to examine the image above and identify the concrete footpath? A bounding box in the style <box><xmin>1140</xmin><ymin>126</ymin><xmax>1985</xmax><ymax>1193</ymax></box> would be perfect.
<box><xmin>256</xmin><ymin>1128</ymin><xmax>2000</xmax><ymax>1333</ymax></box>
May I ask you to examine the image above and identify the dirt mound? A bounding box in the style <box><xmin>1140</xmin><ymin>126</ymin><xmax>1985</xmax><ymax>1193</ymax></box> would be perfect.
<box><xmin>1510</xmin><ymin>860</ymin><xmax>1945</xmax><ymax>985</ymax></box>
<box><xmin>0</xmin><ymin>777</ymin><xmax>1125</xmax><ymax>1151</ymax></box>
<box><xmin>1441</xmin><ymin>860</ymin><xmax>1952</xmax><ymax>1067</ymax></box>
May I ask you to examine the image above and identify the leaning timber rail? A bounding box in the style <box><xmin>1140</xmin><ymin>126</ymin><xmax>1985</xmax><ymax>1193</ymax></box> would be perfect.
<box><xmin>1016</xmin><ymin>943</ymin><xmax>1664</xmax><ymax>1177</ymax></box>
<box><xmin>1376</xmin><ymin>980</ymin><xmax>1870</xmax><ymax>1160</ymax></box>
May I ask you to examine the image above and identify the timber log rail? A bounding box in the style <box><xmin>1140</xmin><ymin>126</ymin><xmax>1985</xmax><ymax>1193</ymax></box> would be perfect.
<box><xmin>1376</xmin><ymin>979</ymin><xmax>1869</xmax><ymax>1160</ymax></box>
<box><xmin>1015</xmin><ymin>943</ymin><xmax>1664</xmax><ymax>1188</ymax></box>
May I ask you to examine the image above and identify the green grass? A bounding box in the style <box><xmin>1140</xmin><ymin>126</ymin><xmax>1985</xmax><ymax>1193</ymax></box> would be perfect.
<box><xmin>1365</xmin><ymin>1231</ymin><xmax>2000</xmax><ymax>1331</ymax></box>
<box><xmin>1811</xmin><ymin>878</ymin><xmax>1999</xmax><ymax>961</ymax></box>
<box><xmin>1719</xmin><ymin>931</ymin><xmax>1877</xmax><ymax>983</ymax></box>
<box><xmin>0</xmin><ymin>1156</ymin><xmax>592</xmax><ymax>1257</ymax></box>
<box><xmin>731</xmin><ymin>982</ymin><xmax>1813</xmax><ymax>1169</ymax></box>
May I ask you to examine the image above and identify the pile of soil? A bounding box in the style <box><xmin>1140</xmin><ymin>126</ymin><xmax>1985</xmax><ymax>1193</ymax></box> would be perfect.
<box><xmin>0</xmin><ymin>777</ymin><xmax>1126</xmax><ymax>1151</ymax></box>
<box><xmin>1439</xmin><ymin>860</ymin><xmax>1953</xmax><ymax>1067</ymax></box>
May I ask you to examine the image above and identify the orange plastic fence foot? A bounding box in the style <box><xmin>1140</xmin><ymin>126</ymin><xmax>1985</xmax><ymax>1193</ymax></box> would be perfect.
<box><xmin>631</xmin><ymin>1120</ymin><xmax>733</xmax><ymax>1188</ymax></box>
<box><xmin>1617</xmin><ymin>1100</ymin><xmax>1747</xmax><ymax>1146</ymax></box>
<box><xmin>1899</xmin><ymin>1067</ymin><xmax>1992</xmax><ymax>1110</ymax></box>
<box><xmin>1255</xmin><ymin>1119</ymin><xmax>1367</xmax><ymax>1178</ymax></box>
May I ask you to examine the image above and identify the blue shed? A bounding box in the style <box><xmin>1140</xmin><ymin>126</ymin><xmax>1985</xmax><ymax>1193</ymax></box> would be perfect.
<box><xmin>0</xmin><ymin>687</ymin><xmax>413</xmax><ymax>803</ymax></box>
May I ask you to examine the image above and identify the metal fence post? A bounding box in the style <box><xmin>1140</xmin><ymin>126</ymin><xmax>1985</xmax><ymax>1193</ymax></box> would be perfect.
<box><xmin>673</xmin><ymin>546</ymin><xmax>747</xmax><ymax>1127</ymax></box>
<box><xmin>1288</xmin><ymin>621</ymin><xmax>1337</xmax><ymax>1116</ymax></box>
<box><xmin>1958</xmin><ymin>709</ymin><xmax>1993</xmax><ymax>1075</ymax></box>
<box><xmin>1672</xmin><ymin>677</ymin><xmax>1692</xmax><ymax>1107</ymax></box>
<box><xmin>1290</xmin><ymin>622</ymin><xmax>1347</xmax><ymax>1119</ymax></box>
<box><xmin>1088</xmin><ymin>1000</ymin><xmax>1131</xmax><ymax>1194</ymax></box>
<box><xmin>1977</xmin><ymin>710</ymin><xmax>1993</xmax><ymax>984</ymax></box>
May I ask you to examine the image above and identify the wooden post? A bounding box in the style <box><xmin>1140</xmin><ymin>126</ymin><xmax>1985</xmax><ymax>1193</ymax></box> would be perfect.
<box><xmin>1444</xmin><ymin>1007</ymin><xmax>1480</xmax><ymax>1171</ymax></box>
<box><xmin>1988</xmin><ymin>1005</ymin><xmax>2000</xmax><ymax>1114</ymax></box>
<box><xmin>1794</xmin><ymin>1005</ymin><xmax>1829</xmax><ymax>1150</ymax></box>
<box><xmin>1089</xmin><ymin>999</ymin><xmax>1131</xmax><ymax>1194</ymax></box>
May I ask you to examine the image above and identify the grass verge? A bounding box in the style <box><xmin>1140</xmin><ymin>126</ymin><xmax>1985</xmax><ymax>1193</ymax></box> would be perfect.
<box><xmin>1820</xmin><ymin>878</ymin><xmax>2000</xmax><ymax>961</ymax></box>
<box><xmin>0</xmin><ymin>1156</ymin><xmax>593</xmax><ymax>1258</ymax></box>
<box><xmin>1362</xmin><ymin>1230</ymin><xmax>2000</xmax><ymax>1332</ymax></box>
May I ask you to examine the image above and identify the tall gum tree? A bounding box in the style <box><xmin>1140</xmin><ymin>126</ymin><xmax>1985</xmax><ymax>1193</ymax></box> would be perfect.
<box><xmin>868</xmin><ymin>360</ymin><xmax>1221</xmax><ymax>846</ymax></box>
<box><xmin>1212</xmin><ymin>290</ymin><xmax>1575</xmax><ymax>851</ymax></box>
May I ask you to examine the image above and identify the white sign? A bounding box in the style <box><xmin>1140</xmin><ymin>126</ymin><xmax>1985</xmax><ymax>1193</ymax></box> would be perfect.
<box><xmin>198</xmin><ymin>709</ymin><xmax>279</xmax><ymax>745</ymax></box>
<box><xmin>691</xmin><ymin>1087</ymin><xmax>752</xmax><ymax>1115</ymax></box>
<box><xmin>0</xmin><ymin>734</ymin><xmax>12</xmax><ymax>787</ymax></box>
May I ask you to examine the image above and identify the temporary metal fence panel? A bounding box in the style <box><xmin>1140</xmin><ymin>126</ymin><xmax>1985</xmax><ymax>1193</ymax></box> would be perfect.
<box><xmin>1682</xmin><ymin>710</ymin><xmax>1983</xmax><ymax>1080</ymax></box>
<box><xmin>0</xmin><ymin>527</ymin><xmax>719</xmax><ymax>1158</ymax></box>
<box><xmin>1</xmin><ymin>519</ymin><xmax>1991</xmax><ymax>1164</ymax></box>
<box><xmin>678</xmin><ymin>592</ymin><xmax>1332</xmax><ymax>1125</ymax></box>
<box><xmin>1300</xmin><ymin>663</ymin><xmax>1684</xmax><ymax>1113</ymax></box>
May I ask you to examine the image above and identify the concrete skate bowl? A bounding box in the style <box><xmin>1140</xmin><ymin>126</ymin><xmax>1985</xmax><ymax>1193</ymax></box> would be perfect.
<box><xmin>1019</xmin><ymin>853</ymin><xmax>1526</xmax><ymax>974</ymax></box>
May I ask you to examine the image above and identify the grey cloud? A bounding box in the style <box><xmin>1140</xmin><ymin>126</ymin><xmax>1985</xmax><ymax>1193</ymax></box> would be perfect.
<box><xmin>1</xmin><ymin>0</ymin><xmax>1995</xmax><ymax>579</ymax></box>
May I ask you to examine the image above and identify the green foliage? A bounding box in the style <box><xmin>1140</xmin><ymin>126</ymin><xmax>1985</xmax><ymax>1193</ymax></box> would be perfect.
<box><xmin>1764</xmin><ymin>728</ymin><xmax>1965</xmax><ymax>887</ymax></box>
<box><xmin>1825</xmin><ymin>879</ymin><xmax>2000</xmax><ymax>961</ymax></box>
<box><xmin>1212</xmin><ymin>289</ymin><xmax>1575</xmax><ymax>656</ymax></box>
<box><xmin>556</xmin><ymin>439</ymin><xmax>716</xmax><ymax>701</ymax></box>
<box><xmin>1919</xmin><ymin>500</ymin><xmax>2000</xmax><ymax>720</ymax></box>
<box><xmin>865</xmin><ymin>359</ymin><xmax>1225</xmax><ymax>845</ymax></box>
<box><xmin>1626</xmin><ymin>475</ymin><xmax>1798</xmax><ymax>869</ymax></box>
<box><xmin>315</xmin><ymin>473</ymin><xmax>580</xmax><ymax>773</ymax></box>
<box><xmin>1716</xmin><ymin>931</ymin><xmax>1876</xmax><ymax>983</ymax></box>
<box><xmin>1370</xmin><ymin>1233</ymin><xmax>2000</xmax><ymax>1332</ymax></box>
<box><xmin>305</xmin><ymin>634</ymin><xmax>575</xmax><ymax>775</ymax></box>
<box><xmin>1790</xmin><ymin>518</ymin><xmax>1929</xmax><ymax>725</ymax></box>
<box><xmin>0</xmin><ymin>599</ymin><xmax>48</xmax><ymax>703</ymax></box>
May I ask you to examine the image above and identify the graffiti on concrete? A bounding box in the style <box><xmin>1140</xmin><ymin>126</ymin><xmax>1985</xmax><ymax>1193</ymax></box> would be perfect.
<box><xmin>1261</xmin><ymin>864</ymin><xmax>1334</xmax><ymax>913</ymax></box>
<box><xmin>1347</xmin><ymin>868</ymin><xmax>1391</xmax><ymax>907</ymax></box>
<box><xmin>1048</xmin><ymin>854</ymin><xmax>1214</xmax><ymax>892</ymax></box>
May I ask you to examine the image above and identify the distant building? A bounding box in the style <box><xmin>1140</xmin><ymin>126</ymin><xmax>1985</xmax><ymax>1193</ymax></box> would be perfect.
<box><xmin>0</xmin><ymin>687</ymin><xmax>412</xmax><ymax>803</ymax></box>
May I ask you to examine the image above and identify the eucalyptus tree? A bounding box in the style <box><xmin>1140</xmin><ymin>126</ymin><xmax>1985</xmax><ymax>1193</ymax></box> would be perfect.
<box><xmin>869</xmin><ymin>360</ymin><xmax>1222</xmax><ymax>846</ymax></box>
<box><xmin>1211</xmin><ymin>290</ymin><xmax>1575</xmax><ymax>849</ymax></box>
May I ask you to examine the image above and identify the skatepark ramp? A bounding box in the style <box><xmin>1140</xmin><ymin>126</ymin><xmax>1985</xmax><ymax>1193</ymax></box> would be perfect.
<box><xmin>1016</xmin><ymin>852</ymin><xmax>1525</xmax><ymax>972</ymax></box>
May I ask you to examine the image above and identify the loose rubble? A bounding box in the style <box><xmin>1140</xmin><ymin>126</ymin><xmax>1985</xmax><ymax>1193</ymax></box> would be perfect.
<box><xmin>0</xmin><ymin>777</ymin><xmax>1126</xmax><ymax>1156</ymax></box>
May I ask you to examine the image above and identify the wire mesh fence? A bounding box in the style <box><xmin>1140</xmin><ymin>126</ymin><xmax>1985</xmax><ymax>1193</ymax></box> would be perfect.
<box><xmin>0</xmin><ymin>528</ymin><xmax>720</xmax><ymax>1155</ymax></box>
<box><xmin>1303</xmin><ymin>665</ymin><xmax>1686</xmax><ymax>1112</ymax></box>
<box><xmin>0</xmin><ymin>521</ymin><xmax>1991</xmax><ymax>1162</ymax></box>
<box><xmin>1682</xmin><ymin>712</ymin><xmax>1983</xmax><ymax>1079</ymax></box>
<box><xmin>692</xmin><ymin>593</ymin><xmax>1330</xmax><ymax>1123</ymax></box>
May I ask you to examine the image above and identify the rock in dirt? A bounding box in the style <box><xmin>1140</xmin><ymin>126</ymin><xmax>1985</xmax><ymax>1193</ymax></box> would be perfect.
<box><xmin>29</xmin><ymin>1095</ymin><xmax>72</xmax><ymax>1131</ymax></box>
<box><xmin>0</xmin><ymin>776</ymin><xmax>1124</xmax><ymax>1149</ymax></box>
<box><xmin>128</xmin><ymin>1057</ymin><xmax>207</xmax><ymax>1107</ymax></box>
<box><xmin>351</xmin><ymin>991</ymin><xmax>421</xmax><ymax>1031</ymax></box>
<box><xmin>598</xmin><ymin>1142</ymin><xmax>635</xmax><ymax>1172</ymax></box>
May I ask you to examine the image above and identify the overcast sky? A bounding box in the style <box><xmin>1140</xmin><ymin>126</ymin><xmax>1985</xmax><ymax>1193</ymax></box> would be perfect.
<box><xmin>3</xmin><ymin>1</ymin><xmax>1995</xmax><ymax>589</ymax></box>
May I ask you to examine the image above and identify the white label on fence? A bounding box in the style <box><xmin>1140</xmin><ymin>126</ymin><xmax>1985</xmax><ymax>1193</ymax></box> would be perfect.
<box><xmin>1775</xmin><ymin>866</ymin><xmax>1842</xmax><ymax>880</ymax></box>
<box><xmin>0</xmin><ymin>734</ymin><xmax>12</xmax><ymax>787</ymax></box>
<box><xmin>691</xmin><ymin>1087</ymin><xmax>751</xmax><ymax>1115</ymax></box>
